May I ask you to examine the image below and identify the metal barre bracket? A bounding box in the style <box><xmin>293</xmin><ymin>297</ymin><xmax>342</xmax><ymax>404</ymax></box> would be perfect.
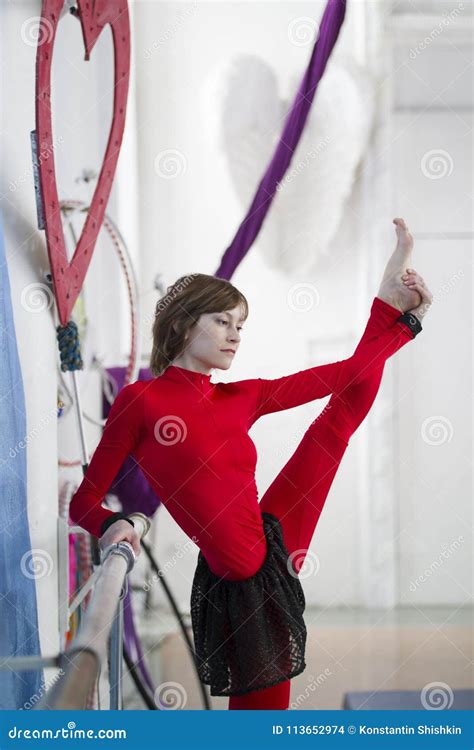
<box><xmin>100</xmin><ymin>540</ymin><xmax>136</xmax><ymax>574</ymax></box>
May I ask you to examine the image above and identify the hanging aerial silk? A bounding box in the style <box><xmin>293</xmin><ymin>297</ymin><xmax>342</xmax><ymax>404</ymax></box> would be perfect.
<box><xmin>215</xmin><ymin>0</ymin><xmax>347</xmax><ymax>280</ymax></box>
<box><xmin>0</xmin><ymin>211</ymin><xmax>44</xmax><ymax>709</ymax></box>
<box><xmin>102</xmin><ymin>367</ymin><xmax>162</xmax><ymax>519</ymax></box>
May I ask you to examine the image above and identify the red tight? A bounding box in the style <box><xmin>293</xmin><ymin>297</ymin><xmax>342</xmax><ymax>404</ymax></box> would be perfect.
<box><xmin>228</xmin><ymin>297</ymin><xmax>414</xmax><ymax>709</ymax></box>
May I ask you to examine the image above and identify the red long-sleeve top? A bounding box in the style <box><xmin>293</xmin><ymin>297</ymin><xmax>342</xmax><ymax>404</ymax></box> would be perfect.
<box><xmin>68</xmin><ymin>361</ymin><xmax>342</xmax><ymax>573</ymax></box>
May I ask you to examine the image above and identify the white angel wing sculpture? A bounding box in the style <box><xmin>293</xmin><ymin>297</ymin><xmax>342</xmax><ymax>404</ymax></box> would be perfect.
<box><xmin>206</xmin><ymin>54</ymin><xmax>375</xmax><ymax>275</ymax></box>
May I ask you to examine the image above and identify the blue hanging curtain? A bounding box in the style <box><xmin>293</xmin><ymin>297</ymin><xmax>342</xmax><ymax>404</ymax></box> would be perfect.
<box><xmin>0</xmin><ymin>210</ymin><xmax>44</xmax><ymax>709</ymax></box>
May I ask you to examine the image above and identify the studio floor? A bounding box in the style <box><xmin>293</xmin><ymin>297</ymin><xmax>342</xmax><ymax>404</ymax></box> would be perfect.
<box><xmin>122</xmin><ymin>606</ymin><xmax>473</xmax><ymax>710</ymax></box>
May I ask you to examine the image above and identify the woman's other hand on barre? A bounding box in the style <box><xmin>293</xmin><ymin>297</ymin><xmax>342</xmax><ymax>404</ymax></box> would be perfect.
<box><xmin>99</xmin><ymin>519</ymin><xmax>142</xmax><ymax>558</ymax></box>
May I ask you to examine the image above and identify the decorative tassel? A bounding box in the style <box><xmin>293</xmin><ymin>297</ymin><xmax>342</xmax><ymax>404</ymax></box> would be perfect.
<box><xmin>56</xmin><ymin>320</ymin><xmax>83</xmax><ymax>371</ymax></box>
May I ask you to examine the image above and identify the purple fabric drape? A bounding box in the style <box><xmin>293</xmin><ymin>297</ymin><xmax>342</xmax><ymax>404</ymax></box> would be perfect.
<box><xmin>102</xmin><ymin>367</ymin><xmax>162</xmax><ymax>519</ymax></box>
<box><xmin>215</xmin><ymin>0</ymin><xmax>347</xmax><ymax>280</ymax></box>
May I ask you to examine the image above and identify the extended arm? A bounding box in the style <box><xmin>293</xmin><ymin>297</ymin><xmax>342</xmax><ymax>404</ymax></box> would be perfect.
<box><xmin>68</xmin><ymin>381</ymin><xmax>145</xmax><ymax>537</ymax></box>
<box><xmin>249</xmin><ymin>315</ymin><xmax>419</xmax><ymax>423</ymax></box>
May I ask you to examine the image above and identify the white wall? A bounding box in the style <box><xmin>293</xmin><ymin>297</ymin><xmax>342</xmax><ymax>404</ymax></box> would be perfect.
<box><xmin>390</xmin><ymin>5</ymin><xmax>472</xmax><ymax>605</ymax></box>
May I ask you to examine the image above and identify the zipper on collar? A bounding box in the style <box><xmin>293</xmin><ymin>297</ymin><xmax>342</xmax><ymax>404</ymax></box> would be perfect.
<box><xmin>200</xmin><ymin>373</ymin><xmax>212</xmax><ymax>399</ymax></box>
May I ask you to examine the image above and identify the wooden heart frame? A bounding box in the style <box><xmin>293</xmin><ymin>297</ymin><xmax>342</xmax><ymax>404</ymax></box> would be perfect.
<box><xmin>35</xmin><ymin>0</ymin><xmax>131</xmax><ymax>325</ymax></box>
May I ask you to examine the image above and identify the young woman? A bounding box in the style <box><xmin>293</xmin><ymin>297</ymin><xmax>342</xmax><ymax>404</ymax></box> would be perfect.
<box><xmin>69</xmin><ymin>218</ymin><xmax>433</xmax><ymax>710</ymax></box>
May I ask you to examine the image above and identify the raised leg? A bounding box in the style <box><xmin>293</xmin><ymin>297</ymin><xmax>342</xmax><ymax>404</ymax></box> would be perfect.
<box><xmin>229</xmin><ymin>217</ymin><xmax>433</xmax><ymax>710</ymax></box>
<box><xmin>260</xmin><ymin>295</ymin><xmax>407</xmax><ymax>559</ymax></box>
<box><xmin>228</xmin><ymin>297</ymin><xmax>406</xmax><ymax>710</ymax></box>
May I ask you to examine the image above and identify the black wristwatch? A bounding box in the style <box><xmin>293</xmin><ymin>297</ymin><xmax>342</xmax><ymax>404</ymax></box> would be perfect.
<box><xmin>100</xmin><ymin>512</ymin><xmax>135</xmax><ymax>537</ymax></box>
<box><xmin>397</xmin><ymin>312</ymin><xmax>423</xmax><ymax>337</ymax></box>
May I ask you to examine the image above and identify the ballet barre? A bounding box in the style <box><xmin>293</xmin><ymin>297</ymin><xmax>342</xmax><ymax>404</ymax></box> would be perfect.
<box><xmin>0</xmin><ymin>512</ymin><xmax>151</xmax><ymax>710</ymax></box>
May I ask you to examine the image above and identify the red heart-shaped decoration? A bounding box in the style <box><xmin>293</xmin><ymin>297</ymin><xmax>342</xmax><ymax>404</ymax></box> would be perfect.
<box><xmin>35</xmin><ymin>0</ymin><xmax>130</xmax><ymax>325</ymax></box>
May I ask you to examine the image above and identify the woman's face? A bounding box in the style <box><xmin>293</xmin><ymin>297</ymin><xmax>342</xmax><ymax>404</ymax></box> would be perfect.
<box><xmin>182</xmin><ymin>305</ymin><xmax>244</xmax><ymax>371</ymax></box>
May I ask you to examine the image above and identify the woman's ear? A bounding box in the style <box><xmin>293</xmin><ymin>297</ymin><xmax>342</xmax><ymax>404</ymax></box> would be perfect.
<box><xmin>172</xmin><ymin>322</ymin><xmax>189</xmax><ymax>341</ymax></box>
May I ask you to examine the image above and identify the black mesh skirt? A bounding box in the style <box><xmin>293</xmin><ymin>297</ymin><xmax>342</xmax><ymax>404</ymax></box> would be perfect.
<box><xmin>190</xmin><ymin>512</ymin><xmax>307</xmax><ymax>697</ymax></box>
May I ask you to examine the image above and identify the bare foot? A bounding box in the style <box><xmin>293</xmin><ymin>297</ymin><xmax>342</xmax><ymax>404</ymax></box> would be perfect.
<box><xmin>401</xmin><ymin>269</ymin><xmax>433</xmax><ymax>321</ymax></box>
<box><xmin>377</xmin><ymin>218</ymin><xmax>423</xmax><ymax>312</ymax></box>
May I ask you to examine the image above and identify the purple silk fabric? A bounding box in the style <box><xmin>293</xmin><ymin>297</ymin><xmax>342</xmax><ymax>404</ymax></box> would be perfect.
<box><xmin>215</xmin><ymin>0</ymin><xmax>347</xmax><ymax>280</ymax></box>
<box><xmin>102</xmin><ymin>367</ymin><xmax>162</xmax><ymax>519</ymax></box>
<box><xmin>123</xmin><ymin>586</ymin><xmax>156</xmax><ymax>695</ymax></box>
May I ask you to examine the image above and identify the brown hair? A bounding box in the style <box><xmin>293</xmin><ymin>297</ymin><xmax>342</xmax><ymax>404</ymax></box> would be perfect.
<box><xmin>150</xmin><ymin>273</ymin><xmax>249</xmax><ymax>377</ymax></box>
